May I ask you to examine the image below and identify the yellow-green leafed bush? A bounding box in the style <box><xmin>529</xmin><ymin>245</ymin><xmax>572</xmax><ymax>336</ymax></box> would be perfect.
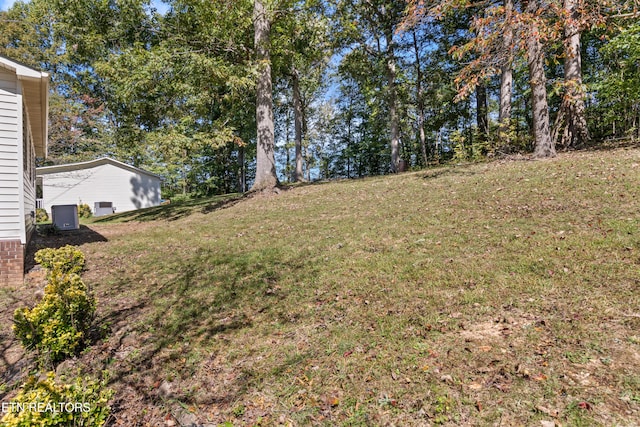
<box><xmin>36</xmin><ymin>208</ymin><xmax>49</xmax><ymax>223</ymax></box>
<box><xmin>77</xmin><ymin>204</ymin><xmax>92</xmax><ymax>219</ymax></box>
<box><xmin>13</xmin><ymin>272</ymin><xmax>96</xmax><ymax>363</ymax></box>
<box><xmin>0</xmin><ymin>372</ymin><xmax>114</xmax><ymax>427</ymax></box>
<box><xmin>34</xmin><ymin>246</ymin><xmax>85</xmax><ymax>275</ymax></box>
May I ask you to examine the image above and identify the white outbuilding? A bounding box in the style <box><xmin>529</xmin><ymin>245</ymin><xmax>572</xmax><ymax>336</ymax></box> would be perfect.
<box><xmin>36</xmin><ymin>157</ymin><xmax>162</xmax><ymax>216</ymax></box>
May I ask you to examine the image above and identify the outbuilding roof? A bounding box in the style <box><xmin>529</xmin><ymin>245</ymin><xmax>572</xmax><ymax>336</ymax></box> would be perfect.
<box><xmin>36</xmin><ymin>157</ymin><xmax>163</xmax><ymax>179</ymax></box>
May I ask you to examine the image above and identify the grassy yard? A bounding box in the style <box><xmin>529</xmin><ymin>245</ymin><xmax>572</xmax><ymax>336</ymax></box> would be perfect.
<box><xmin>7</xmin><ymin>147</ymin><xmax>640</xmax><ymax>426</ymax></box>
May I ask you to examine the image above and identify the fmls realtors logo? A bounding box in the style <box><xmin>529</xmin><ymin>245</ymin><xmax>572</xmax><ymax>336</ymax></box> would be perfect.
<box><xmin>1</xmin><ymin>402</ymin><xmax>92</xmax><ymax>413</ymax></box>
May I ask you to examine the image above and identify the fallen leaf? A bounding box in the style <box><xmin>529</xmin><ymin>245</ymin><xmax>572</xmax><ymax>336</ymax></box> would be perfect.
<box><xmin>536</xmin><ymin>405</ymin><xmax>559</xmax><ymax>417</ymax></box>
<box><xmin>577</xmin><ymin>401</ymin><xmax>592</xmax><ymax>410</ymax></box>
<box><xmin>533</xmin><ymin>373</ymin><xmax>547</xmax><ymax>381</ymax></box>
<box><xmin>325</xmin><ymin>396</ymin><xmax>339</xmax><ymax>407</ymax></box>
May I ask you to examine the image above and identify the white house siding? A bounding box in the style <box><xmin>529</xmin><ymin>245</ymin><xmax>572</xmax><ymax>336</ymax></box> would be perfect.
<box><xmin>22</xmin><ymin>108</ymin><xmax>36</xmax><ymax>241</ymax></box>
<box><xmin>23</xmin><ymin>169</ymin><xmax>35</xmax><ymax>240</ymax></box>
<box><xmin>41</xmin><ymin>162</ymin><xmax>161</xmax><ymax>215</ymax></box>
<box><xmin>0</xmin><ymin>69</ymin><xmax>21</xmax><ymax>241</ymax></box>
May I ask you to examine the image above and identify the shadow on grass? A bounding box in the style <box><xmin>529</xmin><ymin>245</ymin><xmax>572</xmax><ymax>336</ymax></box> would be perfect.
<box><xmin>97</xmin><ymin>246</ymin><xmax>316</xmax><ymax>420</ymax></box>
<box><xmin>25</xmin><ymin>225</ymin><xmax>108</xmax><ymax>272</ymax></box>
<box><xmin>0</xmin><ymin>226</ymin><xmax>108</xmax><ymax>398</ymax></box>
<box><xmin>89</xmin><ymin>193</ymin><xmax>246</xmax><ymax>223</ymax></box>
<box><xmin>577</xmin><ymin>136</ymin><xmax>640</xmax><ymax>152</ymax></box>
<box><xmin>421</xmin><ymin>165</ymin><xmax>480</xmax><ymax>180</ymax></box>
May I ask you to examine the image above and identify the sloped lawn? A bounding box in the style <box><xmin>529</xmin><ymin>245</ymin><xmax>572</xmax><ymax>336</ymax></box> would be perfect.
<box><xmin>3</xmin><ymin>147</ymin><xmax>640</xmax><ymax>426</ymax></box>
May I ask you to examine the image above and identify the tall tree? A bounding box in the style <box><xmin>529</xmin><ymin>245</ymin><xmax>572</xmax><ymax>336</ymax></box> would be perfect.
<box><xmin>291</xmin><ymin>68</ymin><xmax>305</xmax><ymax>181</ymax></box>
<box><xmin>91</xmin><ymin>0</ymin><xmax>255</xmax><ymax>194</ymax></box>
<box><xmin>411</xmin><ymin>29</ymin><xmax>428</xmax><ymax>165</ymax></box>
<box><xmin>334</xmin><ymin>0</ymin><xmax>407</xmax><ymax>173</ymax></box>
<box><xmin>555</xmin><ymin>0</ymin><xmax>640</xmax><ymax>147</ymax></box>
<box><xmin>0</xmin><ymin>0</ymin><xmax>118</xmax><ymax>163</ymax></box>
<box><xmin>597</xmin><ymin>23</ymin><xmax>640</xmax><ymax>139</ymax></box>
<box><xmin>499</xmin><ymin>0</ymin><xmax>514</xmax><ymax>142</ymax></box>
<box><xmin>559</xmin><ymin>0</ymin><xmax>589</xmax><ymax>147</ymax></box>
<box><xmin>274</xmin><ymin>1</ymin><xmax>330</xmax><ymax>182</ymax></box>
<box><xmin>476</xmin><ymin>83</ymin><xmax>488</xmax><ymax>141</ymax></box>
<box><xmin>252</xmin><ymin>0</ymin><xmax>279</xmax><ymax>190</ymax></box>
<box><xmin>386</xmin><ymin>34</ymin><xmax>401</xmax><ymax>173</ymax></box>
<box><xmin>525</xmin><ymin>0</ymin><xmax>555</xmax><ymax>157</ymax></box>
<box><xmin>405</xmin><ymin>0</ymin><xmax>557</xmax><ymax>157</ymax></box>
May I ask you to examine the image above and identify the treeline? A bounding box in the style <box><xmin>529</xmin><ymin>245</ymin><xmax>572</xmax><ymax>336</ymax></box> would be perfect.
<box><xmin>1</xmin><ymin>0</ymin><xmax>638</xmax><ymax>196</ymax></box>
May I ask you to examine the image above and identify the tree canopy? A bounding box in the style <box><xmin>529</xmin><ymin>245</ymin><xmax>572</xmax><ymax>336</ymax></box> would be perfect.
<box><xmin>1</xmin><ymin>0</ymin><xmax>639</xmax><ymax>194</ymax></box>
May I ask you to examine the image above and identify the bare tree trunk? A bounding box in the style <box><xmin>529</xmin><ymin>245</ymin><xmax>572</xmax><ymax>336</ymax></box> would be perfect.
<box><xmin>526</xmin><ymin>0</ymin><xmax>555</xmax><ymax>158</ymax></box>
<box><xmin>285</xmin><ymin>141</ymin><xmax>291</xmax><ymax>182</ymax></box>
<box><xmin>499</xmin><ymin>0</ymin><xmax>514</xmax><ymax>142</ymax></box>
<box><xmin>251</xmin><ymin>0</ymin><xmax>279</xmax><ymax>191</ymax></box>
<box><xmin>476</xmin><ymin>83</ymin><xmax>488</xmax><ymax>141</ymax></box>
<box><xmin>560</xmin><ymin>0</ymin><xmax>589</xmax><ymax>148</ymax></box>
<box><xmin>346</xmin><ymin>97</ymin><xmax>352</xmax><ymax>179</ymax></box>
<box><xmin>292</xmin><ymin>68</ymin><xmax>305</xmax><ymax>182</ymax></box>
<box><xmin>385</xmin><ymin>33</ymin><xmax>400</xmax><ymax>173</ymax></box>
<box><xmin>412</xmin><ymin>30</ymin><xmax>428</xmax><ymax>166</ymax></box>
<box><xmin>499</xmin><ymin>67</ymin><xmax>513</xmax><ymax>140</ymax></box>
<box><xmin>182</xmin><ymin>148</ymin><xmax>188</xmax><ymax>195</ymax></box>
<box><xmin>238</xmin><ymin>145</ymin><xmax>245</xmax><ymax>192</ymax></box>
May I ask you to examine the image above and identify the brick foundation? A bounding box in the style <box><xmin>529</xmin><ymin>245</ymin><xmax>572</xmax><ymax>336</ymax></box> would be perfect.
<box><xmin>0</xmin><ymin>240</ymin><xmax>24</xmax><ymax>286</ymax></box>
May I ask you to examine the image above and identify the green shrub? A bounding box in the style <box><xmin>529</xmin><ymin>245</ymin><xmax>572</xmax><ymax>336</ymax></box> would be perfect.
<box><xmin>0</xmin><ymin>372</ymin><xmax>113</xmax><ymax>426</ymax></box>
<box><xmin>38</xmin><ymin>224</ymin><xmax>61</xmax><ymax>236</ymax></box>
<box><xmin>36</xmin><ymin>208</ymin><xmax>49</xmax><ymax>223</ymax></box>
<box><xmin>13</xmin><ymin>271</ymin><xmax>96</xmax><ymax>363</ymax></box>
<box><xmin>34</xmin><ymin>246</ymin><xmax>85</xmax><ymax>275</ymax></box>
<box><xmin>77</xmin><ymin>204</ymin><xmax>92</xmax><ymax>219</ymax></box>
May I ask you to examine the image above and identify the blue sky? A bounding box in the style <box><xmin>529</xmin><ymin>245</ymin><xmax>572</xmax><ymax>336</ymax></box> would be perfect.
<box><xmin>1</xmin><ymin>0</ymin><xmax>170</xmax><ymax>13</ymax></box>
<box><xmin>0</xmin><ymin>0</ymin><xmax>16</xmax><ymax>11</ymax></box>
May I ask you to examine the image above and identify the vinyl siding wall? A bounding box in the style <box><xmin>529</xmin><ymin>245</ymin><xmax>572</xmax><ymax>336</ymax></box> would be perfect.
<box><xmin>41</xmin><ymin>163</ymin><xmax>161</xmax><ymax>215</ymax></box>
<box><xmin>0</xmin><ymin>69</ymin><xmax>21</xmax><ymax>241</ymax></box>
<box><xmin>23</xmin><ymin>108</ymin><xmax>36</xmax><ymax>242</ymax></box>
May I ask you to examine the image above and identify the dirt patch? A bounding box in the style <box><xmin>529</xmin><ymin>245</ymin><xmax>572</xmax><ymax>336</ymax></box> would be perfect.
<box><xmin>460</xmin><ymin>320</ymin><xmax>505</xmax><ymax>342</ymax></box>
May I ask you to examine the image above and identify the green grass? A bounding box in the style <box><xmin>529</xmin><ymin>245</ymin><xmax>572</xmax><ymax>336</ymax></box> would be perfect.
<box><xmin>19</xmin><ymin>148</ymin><xmax>640</xmax><ymax>425</ymax></box>
<box><xmin>84</xmin><ymin>192</ymin><xmax>244</xmax><ymax>223</ymax></box>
